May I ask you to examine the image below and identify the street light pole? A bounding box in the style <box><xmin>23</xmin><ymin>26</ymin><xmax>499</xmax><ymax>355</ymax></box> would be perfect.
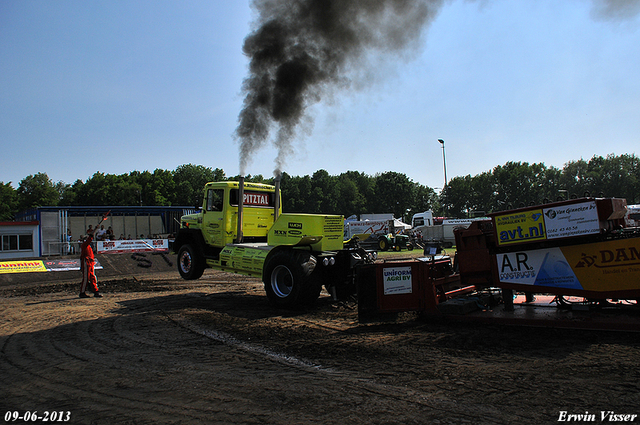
<box><xmin>438</xmin><ymin>139</ymin><xmax>447</xmax><ymax>187</ymax></box>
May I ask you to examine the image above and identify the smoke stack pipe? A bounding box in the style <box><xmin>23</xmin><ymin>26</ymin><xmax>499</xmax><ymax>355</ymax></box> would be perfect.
<box><xmin>236</xmin><ymin>176</ymin><xmax>245</xmax><ymax>243</ymax></box>
<box><xmin>274</xmin><ymin>175</ymin><xmax>281</xmax><ymax>222</ymax></box>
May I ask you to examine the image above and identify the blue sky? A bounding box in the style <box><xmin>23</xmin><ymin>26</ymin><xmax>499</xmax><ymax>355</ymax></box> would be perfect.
<box><xmin>1</xmin><ymin>0</ymin><xmax>639</xmax><ymax>191</ymax></box>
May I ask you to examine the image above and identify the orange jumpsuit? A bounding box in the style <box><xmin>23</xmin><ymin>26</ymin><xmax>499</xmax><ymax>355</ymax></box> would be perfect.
<box><xmin>80</xmin><ymin>235</ymin><xmax>99</xmax><ymax>294</ymax></box>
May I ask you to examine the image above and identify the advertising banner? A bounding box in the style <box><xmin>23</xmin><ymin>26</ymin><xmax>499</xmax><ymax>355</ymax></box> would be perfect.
<box><xmin>97</xmin><ymin>239</ymin><xmax>169</xmax><ymax>254</ymax></box>
<box><xmin>382</xmin><ymin>266</ymin><xmax>413</xmax><ymax>295</ymax></box>
<box><xmin>0</xmin><ymin>260</ymin><xmax>47</xmax><ymax>274</ymax></box>
<box><xmin>42</xmin><ymin>258</ymin><xmax>103</xmax><ymax>272</ymax></box>
<box><xmin>495</xmin><ymin>201</ymin><xmax>602</xmax><ymax>246</ymax></box>
<box><xmin>543</xmin><ymin>200</ymin><xmax>600</xmax><ymax>239</ymax></box>
<box><xmin>496</xmin><ymin>248</ymin><xmax>582</xmax><ymax>290</ymax></box>
<box><xmin>561</xmin><ymin>238</ymin><xmax>640</xmax><ymax>292</ymax></box>
<box><xmin>496</xmin><ymin>237</ymin><xmax>640</xmax><ymax>293</ymax></box>
<box><xmin>494</xmin><ymin>209</ymin><xmax>546</xmax><ymax>245</ymax></box>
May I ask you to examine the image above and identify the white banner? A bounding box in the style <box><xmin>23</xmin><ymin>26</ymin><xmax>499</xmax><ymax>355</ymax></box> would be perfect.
<box><xmin>496</xmin><ymin>248</ymin><xmax>582</xmax><ymax>290</ymax></box>
<box><xmin>382</xmin><ymin>266</ymin><xmax>413</xmax><ymax>295</ymax></box>
<box><xmin>543</xmin><ymin>201</ymin><xmax>600</xmax><ymax>239</ymax></box>
<box><xmin>97</xmin><ymin>239</ymin><xmax>169</xmax><ymax>254</ymax></box>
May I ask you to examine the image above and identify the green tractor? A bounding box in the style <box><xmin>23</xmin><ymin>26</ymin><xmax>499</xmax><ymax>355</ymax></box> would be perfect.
<box><xmin>376</xmin><ymin>233</ymin><xmax>414</xmax><ymax>252</ymax></box>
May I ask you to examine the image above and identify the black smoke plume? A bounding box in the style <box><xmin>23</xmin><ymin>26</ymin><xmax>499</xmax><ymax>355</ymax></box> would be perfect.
<box><xmin>590</xmin><ymin>0</ymin><xmax>640</xmax><ymax>21</ymax></box>
<box><xmin>235</xmin><ymin>0</ymin><xmax>444</xmax><ymax>176</ymax></box>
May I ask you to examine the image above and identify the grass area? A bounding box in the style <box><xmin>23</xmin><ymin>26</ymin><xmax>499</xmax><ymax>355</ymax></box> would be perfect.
<box><xmin>375</xmin><ymin>247</ymin><xmax>456</xmax><ymax>259</ymax></box>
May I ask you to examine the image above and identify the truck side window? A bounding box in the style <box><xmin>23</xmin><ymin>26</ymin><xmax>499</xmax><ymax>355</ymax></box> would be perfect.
<box><xmin>207</xmin><ymin>189</ymin><xmax>224</xmax><ymax>211</ymax></box>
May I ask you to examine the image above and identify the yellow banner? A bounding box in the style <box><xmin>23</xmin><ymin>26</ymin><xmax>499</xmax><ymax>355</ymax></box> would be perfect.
<box><xmin>0</xmin><ymin>260</ymin><xmax>48</xmax><ymax>274</ymax></box>
<box><xmin>494</xmin><ymin>209</ymin><xmax>546</xmax><ymax>245</ymax></box>
<box><xmin>561</xmin><ymin>238</ymin><xmax>640</xmax><ymax>292</ymax></box>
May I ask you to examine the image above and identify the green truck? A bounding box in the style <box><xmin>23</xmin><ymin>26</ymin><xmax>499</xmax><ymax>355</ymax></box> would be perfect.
<box><xmin>173</xmin><ymin>180</ymin><xmax>375</xmax><ymax>308</ymax></box>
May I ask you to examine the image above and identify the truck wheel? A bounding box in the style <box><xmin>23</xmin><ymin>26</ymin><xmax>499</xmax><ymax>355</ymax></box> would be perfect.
<box><xmin>177</xmin><ymin>244</ymin><xmax>205</xmax><ymax>280</ymax></box>
<box><xmin>378</xmin><ymin>237</ymin><xmax>389</xmax><ymax>251</ymax></box>
<box><xmin>263</xmin><ymin>251</ymin><xmax>321</xmax><ymax>308</ymax></box>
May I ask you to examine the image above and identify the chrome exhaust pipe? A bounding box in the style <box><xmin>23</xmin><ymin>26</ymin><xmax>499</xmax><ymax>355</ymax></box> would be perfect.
<box><xmin>236</xmin><ymin>176</ymin><xmax>244</xmax><ymax>243</ymax></box>
<box><xmin>274</xmin><ymin>174</ymin><xmax>281</xmax><ymax>222</ymax></box>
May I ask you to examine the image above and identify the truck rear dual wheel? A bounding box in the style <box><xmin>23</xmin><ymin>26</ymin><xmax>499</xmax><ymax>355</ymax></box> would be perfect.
<box><xmin>263</xmin><ymin>251</ymin><xmax>322</xmax><ymax>308</ymax></box>
<box><xmin>177</xmin><ymin>244</ymin><xmax>205</xmax><ymax>280</ymax></box>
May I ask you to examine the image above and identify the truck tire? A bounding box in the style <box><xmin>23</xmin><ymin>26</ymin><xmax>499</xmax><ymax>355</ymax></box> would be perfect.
<box><xmin>263</xmin><ymin>251</ymin><xmax>321</xmax><ymax>308</ymax></box>
<box><xmin>177</xmin><ymin>244</ymin><xmax>205</xmax><ymax>280</ymax></box>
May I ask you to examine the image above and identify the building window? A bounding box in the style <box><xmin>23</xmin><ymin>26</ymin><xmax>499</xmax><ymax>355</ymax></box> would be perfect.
<box><xmin>19</xmin><ymin>234</ymin><xmax>33</xmax><ymax>250</ymax></box>
<box><xmin>1</xmin><ymin>234</ymin><xmax>33</xmax><ymax>251</ymax></box>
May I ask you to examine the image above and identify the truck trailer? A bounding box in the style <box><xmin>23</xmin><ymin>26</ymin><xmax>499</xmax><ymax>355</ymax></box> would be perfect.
<box><xmin>358</xmin><ymin>197</ymin><xmax>640</xmax><ymax>331</ymax></box>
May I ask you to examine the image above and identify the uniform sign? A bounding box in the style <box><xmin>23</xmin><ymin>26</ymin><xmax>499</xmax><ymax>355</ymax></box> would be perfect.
<box><xmin>382</xmin><ymin>266</ymin><xmax>413</xmax><ymax>295</ymax></box>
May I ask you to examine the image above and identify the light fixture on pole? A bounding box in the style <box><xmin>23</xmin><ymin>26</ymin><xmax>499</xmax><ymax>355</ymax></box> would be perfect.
<box><xmin>438</xmin><ymin>139</ymin><xmax>447</xmax><ymax>187</ymax></box>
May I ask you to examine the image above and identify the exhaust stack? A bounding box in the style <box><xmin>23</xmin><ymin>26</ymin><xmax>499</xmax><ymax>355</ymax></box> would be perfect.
<box><xmin>274</xmin><ymin>174</ymin><xmax>281</xmax><ymax>222</ymax></box>
<box><xmin>236</xmin><ymin>176</ymin><xmax>244</xmax><ymax>244</ymax></box>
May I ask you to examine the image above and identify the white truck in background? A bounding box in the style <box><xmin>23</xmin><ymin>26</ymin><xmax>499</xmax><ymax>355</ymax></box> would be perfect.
<box><xmin>626</xmin><ymin>204</ymin><xmax>640</xmax><ymax>227</ymax></box>
<box><xmin>411</xmin><ymin>211</ymin><xmax>486</xmax><ymax>248</ymax></box>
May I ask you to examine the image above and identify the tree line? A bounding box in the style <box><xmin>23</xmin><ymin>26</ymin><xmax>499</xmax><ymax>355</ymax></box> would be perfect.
<box><xmin>0</xmin><ymin>164</ymin><xmax>436</xmax><ymax>222</ymax></box>
<box><xmin>1</xmin><ymin>154</ymin><xmax>638</xmax><ymax>222</ymax></box>
<box><xmin>441</xmin><ymin>154</ymin><xmax>640</xmax><ymax>218</ymax></box>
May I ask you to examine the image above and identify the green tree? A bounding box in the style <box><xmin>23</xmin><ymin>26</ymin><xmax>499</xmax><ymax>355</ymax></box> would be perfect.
<box><xmin>311</xmin><ymin>170</ymin><xmax>338</xmax><ymax>214</ymax></box>
<box><xmin>281</xmin><ymin>173</ymin><xmax>314</xmax><ymax>212</ymax></box>
<box><xmin>340</xmin><ymin>171</ymin><xmax>373</xmax><ymax>216</ymax></box>
<box><xmin>440</xmin><ymin>175</ymin><xmax>472</xmax><ymax>218</ymax></box>
<box><xmin>410</xmin><ymin>182</ymin><xmax>437</xmax><ymax>216</ymax></box>
<box><xmin>16</xmin><ymin>173</ymin><xmax>62</xmax><ymax>212</ymax></box>
<box><xmin>172</xmin><ymin>164</ymin><xmax>225</xmax><ymax>206</ymax></box>
<box><xmin>373</xmin><ymin>172</ymin><xmax>415</xmax><ymax>219</ymax></box>
<box><xmin>334</xmin><ymin>176</ymin><xmax>362</xmax><ymax>217</ymax></box>
<box><xmin>0</xmin><ymin>182</ymin><xmax>18</xmax><ymax>221</ymax></box>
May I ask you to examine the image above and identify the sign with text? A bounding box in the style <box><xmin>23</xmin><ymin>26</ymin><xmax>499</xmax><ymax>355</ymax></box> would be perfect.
<box><xmin>543</xmin><ymin>200</ymin><xmax>600</xmax><ymax>239</ymax></box>
<box><xmin>243</xmin><ymin>191</ymin><xmax>271</xmax><ymax>206</ymax></box>
<box><xmin>382</xmin><ymin>266</ymin><xmax>413</xmax><ymax>295</ymax></box>
<box><xmin>97</xmin><ymin>239</ymin><xmax>168</xmax><ymax>254</ymax></box>
<box><xmin>495</xmin><ymin>237</ymin><xmax>640</xmax><ymax>293</ymax></box>
<box><xmin>494</xmin><ymin>209</ymin><xmax>546</xmax><ymax>245</ymax></box>
<box><xmin>0</xmin><ymin>260</ymin><xmax>47</xmax><ymax>274</ymax></box>
<box><xmin>42</xmin><ymin>259</ymin><xmax>103</xmax><ymax>272</ymax></box>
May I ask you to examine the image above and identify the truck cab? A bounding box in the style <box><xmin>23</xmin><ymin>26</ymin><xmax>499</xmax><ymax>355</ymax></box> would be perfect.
<box><xmin>180</xmin><ymin>181</ymin><xmax>278</xmax><ymax>247</ymax></box>
<box><xmin>174</xmin><ymin>180</ymin><xmax>375</xmax><ymax>308</ymax></box>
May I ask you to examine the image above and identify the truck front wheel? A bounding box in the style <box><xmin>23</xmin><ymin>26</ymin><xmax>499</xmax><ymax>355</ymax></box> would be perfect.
<box><xmin>263</xmin><ymin>251</ymin><xmax>321</xmax><ymax>308</ymax></box>
<box><xmin>177</xmin><ymin>244</ymin><xmax>205</xmax><ymax>280</ymax></box>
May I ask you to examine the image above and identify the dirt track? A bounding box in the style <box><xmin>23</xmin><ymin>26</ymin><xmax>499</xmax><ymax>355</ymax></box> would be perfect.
<box><xmin>1</xmin><ymin>269</ymin><xmax>639</xmax><ymax>425</ymax></box>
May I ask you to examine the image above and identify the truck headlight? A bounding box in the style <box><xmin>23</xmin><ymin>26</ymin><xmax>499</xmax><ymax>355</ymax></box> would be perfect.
<box><xmin>322</xmin><ymin>257</ymin><xmax>336</xmax><ymax>266</ymax></box>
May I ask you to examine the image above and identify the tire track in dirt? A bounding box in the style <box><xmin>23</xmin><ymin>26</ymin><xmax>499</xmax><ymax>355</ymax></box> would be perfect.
<box><xmin>2</xmin><ymin>277</ymin><xmax>640</xmax><ymax>425</ymax></box>
<box><xmin>0</xmin><ymin>290</ymin><xmax>519</xmax><ymax>425</ymax></box>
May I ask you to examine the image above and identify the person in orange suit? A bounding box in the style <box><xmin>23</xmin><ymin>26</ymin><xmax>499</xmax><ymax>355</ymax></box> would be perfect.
<box><xmin>79</xmin><ymin>231</ymin><xmax>102</xmax><ymax>298</ymax></box>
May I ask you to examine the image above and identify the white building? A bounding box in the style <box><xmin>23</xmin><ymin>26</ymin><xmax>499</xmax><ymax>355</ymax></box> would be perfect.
<box><xmin>0</xmin><ymin>221</ymin><xmax>40</xmax><ymax>259</ymax></box>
